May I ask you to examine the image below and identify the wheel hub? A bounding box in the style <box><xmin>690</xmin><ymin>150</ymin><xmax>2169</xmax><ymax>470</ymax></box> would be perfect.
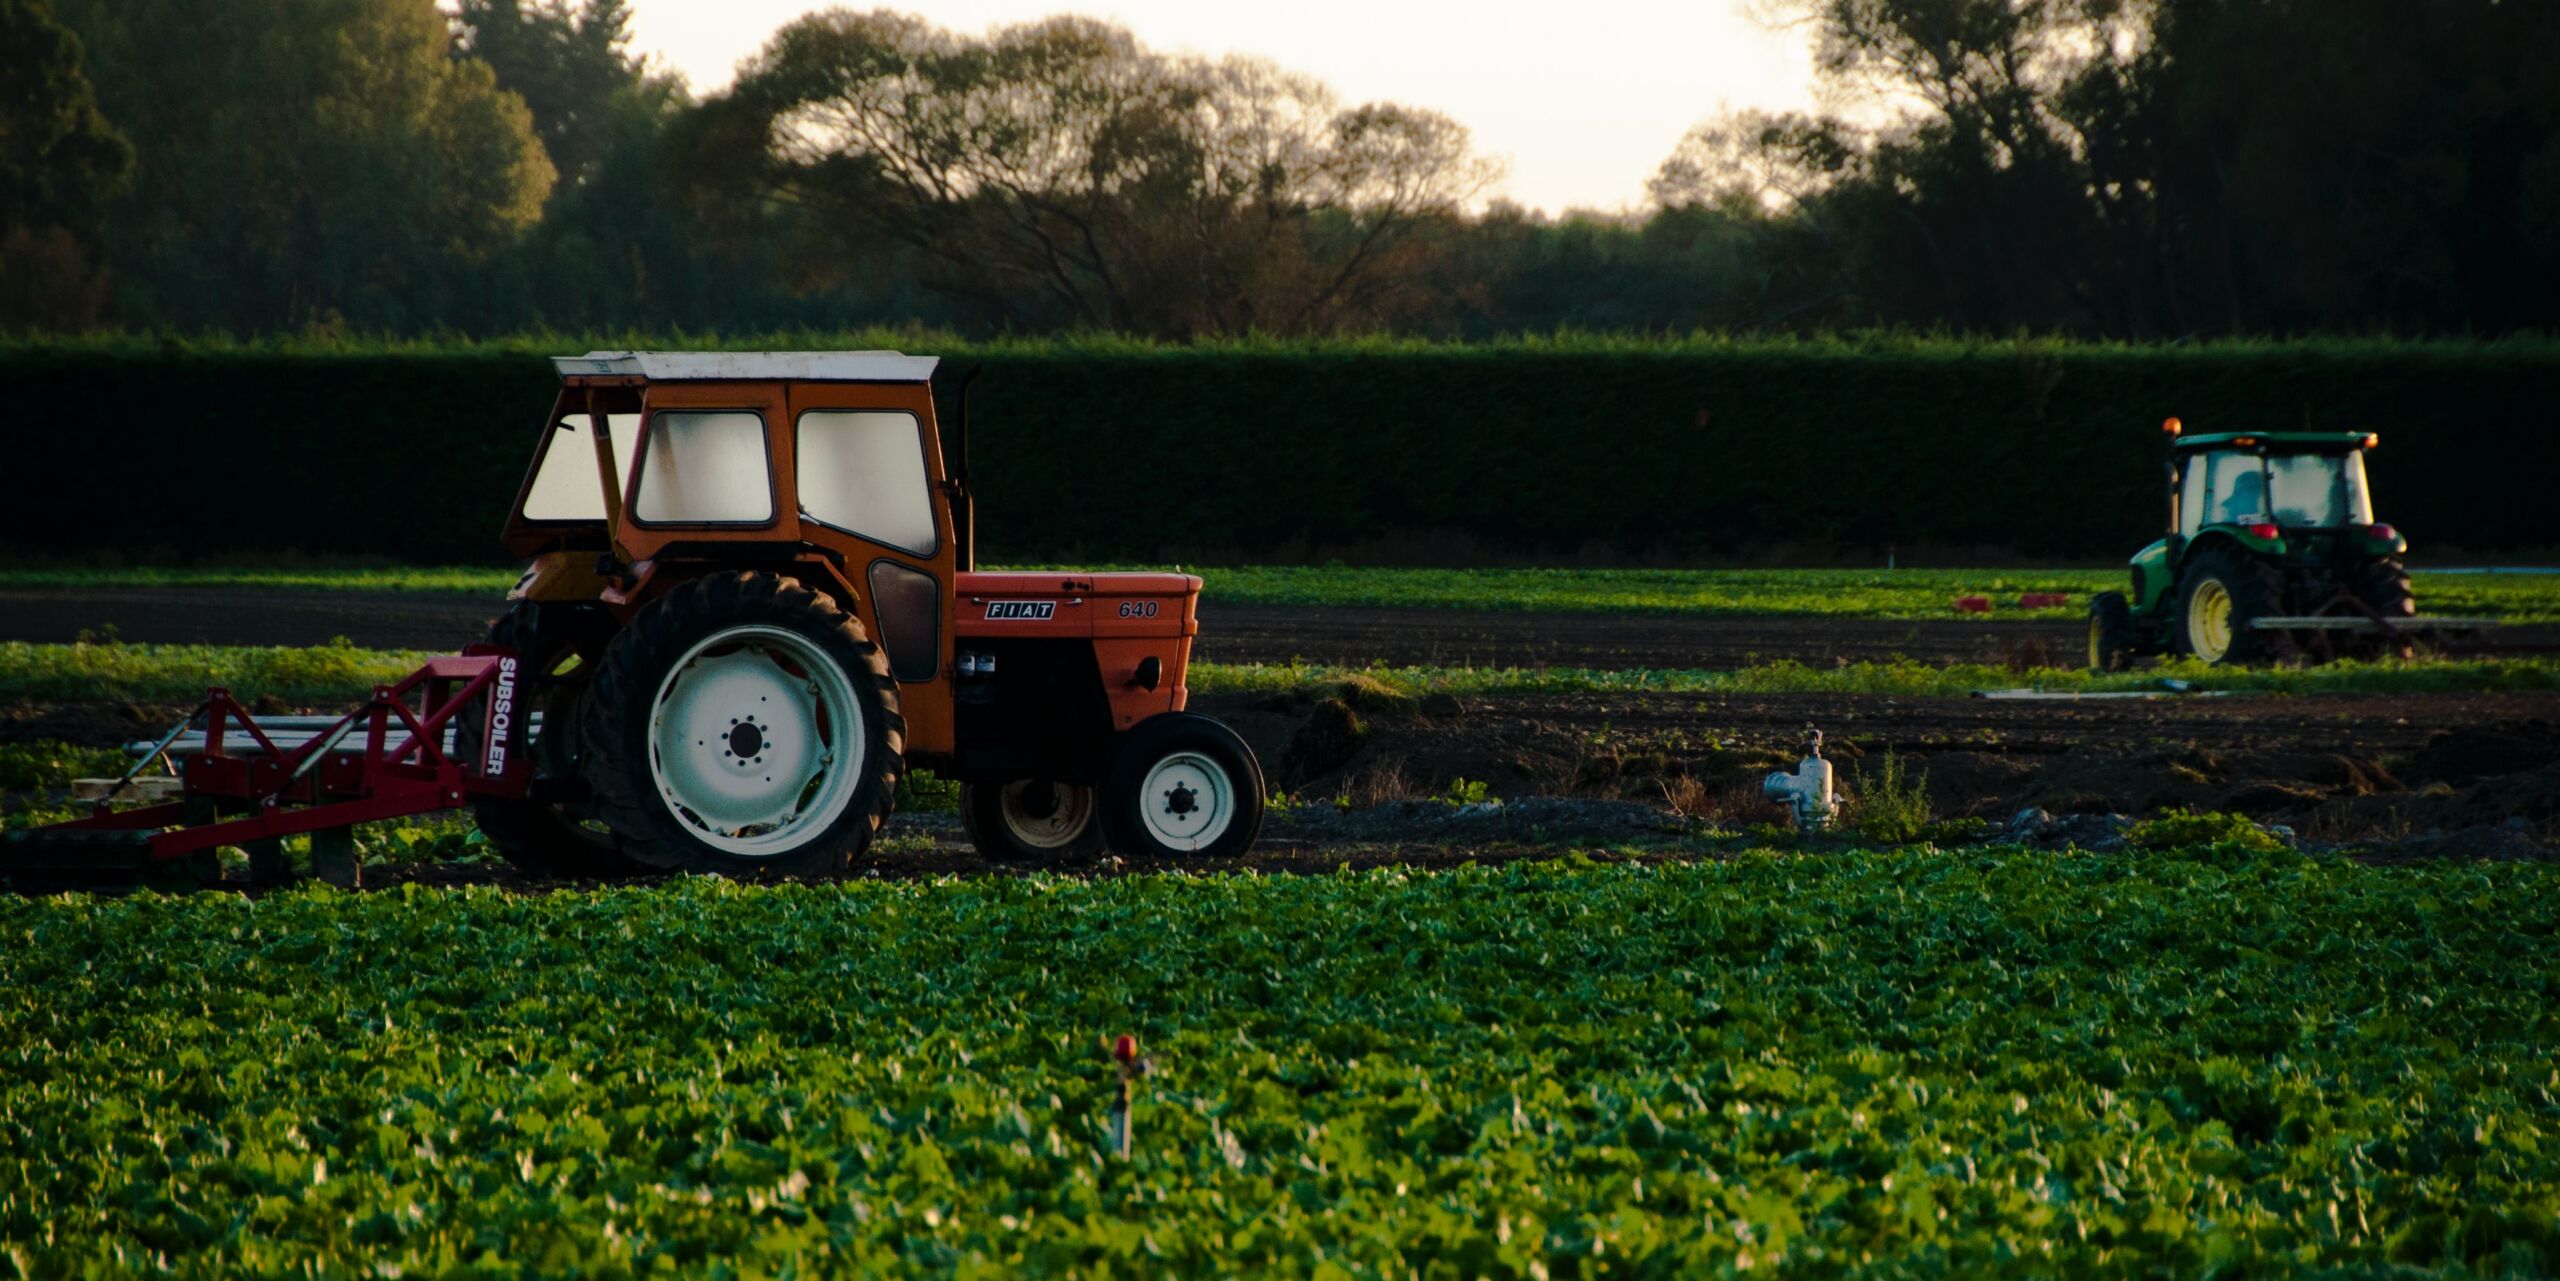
<box><xmin>648</xmin><ymin>625</ymin><xmax>864</xmax><ymax>854</ymax></box>
<box><xmin>1137</xmin><ymin>752</ymin><xmax>1232</xmax><ymax>849</ymax></box>
<box><xmin>997</xmin><ymin>779</ymin><xmax>1093</xmax><ymax>849</ymax></box>
<box><xmin>2190</xmin><ymin>579</ymin><xmax>2233</xmax><ymax>661</ymax></box>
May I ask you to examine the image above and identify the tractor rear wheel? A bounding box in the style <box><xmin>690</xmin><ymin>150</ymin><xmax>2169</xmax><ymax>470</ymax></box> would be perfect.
<box><xmin>579</xmin><ymin>572</ymin><xmax>903</xmax><ymax>878</ymax></box>
<box><xmin>2354</xmin><ymin>558</ymin><xmax>2417</xmax><ymax>616</ymax></box>
<box><xmin>461</xmin><ymin>602</ymin><xmax>645</xmax><ymax>878</ymax></box>
<box><xmin>1099</xmin><ymin>713</ymin><xmax>1265</xmax><ymax>860</ymax></box>
<box><xmin>961</xmin><ymin>780</ymin><xmax>1105</xmax><ymax>865</ymax></box>
<box><xmin>2087</xmin><ymin>592</ymin><xmax>2138</xmax><ymax>672</ymax></box>
<box><xmin>2175</xmin><ymin>548</ymin><xmax>2286</xmax><ymax>666</ymax></box>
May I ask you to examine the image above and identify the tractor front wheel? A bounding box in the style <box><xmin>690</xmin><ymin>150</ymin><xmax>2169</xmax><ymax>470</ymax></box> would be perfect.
<box><xmin>461</xmin><ymin>602</ymin><xmax>646</xmax><ymax>878</ymax></box>
<box><xmin>961</xmin><ymin>779</ymin><xmax>1105</xmax><ymax>865</ymax></box>
<box><xmin>580</xmin><ymin>572</ymin><xmax>904</xmax><ymax>878</ymax></box>
<box><xmin>2176</xmin><ymin>549</ymin><xmax>2285</xmax><ymax>666</ymax></box>
<box><xmin>1099</xmin><ymin>714</ymin><xmax>1265</xmax><ymax>860</ymax></box>
<box><xmin>2087</xmin><ymin>592</ymin><xmax>2139</xmax><ymax>672</ymax></box>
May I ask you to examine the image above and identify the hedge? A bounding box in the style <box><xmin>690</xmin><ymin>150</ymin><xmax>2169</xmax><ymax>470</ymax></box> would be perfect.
<box><xmin>6</xmin><ymin>337</ymin><xmax>2554</xmax><ymax>563</ymax></box>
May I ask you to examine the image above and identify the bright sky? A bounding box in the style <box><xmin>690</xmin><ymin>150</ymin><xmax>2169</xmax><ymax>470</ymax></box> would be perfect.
<box><xmin>624</xmin><ymin>1</ymin><xmax>1822</xmax><ymax>215</ymax></box>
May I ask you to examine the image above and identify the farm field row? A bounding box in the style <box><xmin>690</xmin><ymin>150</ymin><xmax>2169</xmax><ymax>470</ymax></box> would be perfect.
<box><xmin>8</xmin><ymin>565</ymin><xmax>2558</xmax><ymax>621</ymax></box>
<box><xmin>3</xmin><ymin>854</ymin><xmax>2553</xmax><ymax>1276</ymax></box>
<box><xmin>4</xmin><ymin>640</ymin><xmax>2557</xmax><ymax>708</ymax></box>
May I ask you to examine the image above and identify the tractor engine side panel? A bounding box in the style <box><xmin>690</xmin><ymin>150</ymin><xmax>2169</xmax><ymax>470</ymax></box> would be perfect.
<box><xmin>951</xmin><ymin>572</ymin><xmax>1200</xmax><ymax>774</ymax></box>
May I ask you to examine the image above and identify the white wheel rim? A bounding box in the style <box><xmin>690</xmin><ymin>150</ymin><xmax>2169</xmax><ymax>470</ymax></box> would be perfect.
<box><xmin>998</xmin><ymin>780</ymin><xmax>1095</xmax><ymax>850</ymax></box>
<box><xmin>648</xmin><ymin>624</ymin><xmax>863</xmax><ymax>857</ymax></box>
<box><xmin>1137</xmin><ymin>751</ymin><xmax>1234</xmax><ymax>850</ymax></box>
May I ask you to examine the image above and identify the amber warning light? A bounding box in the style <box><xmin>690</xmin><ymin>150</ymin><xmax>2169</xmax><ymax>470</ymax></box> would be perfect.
<box><xmin>2161</xmin><ymin>416</ymin><xmax>2183</xmax><ymax>437</ymax></box>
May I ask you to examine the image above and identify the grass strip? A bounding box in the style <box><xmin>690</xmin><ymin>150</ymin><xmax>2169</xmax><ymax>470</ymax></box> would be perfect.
<box><xmin>0</xmin><ymin>853</ymin><xmax>2552</xmax><ymax>1275</ymax></box>
<box><xmin>4</xmin><ymin>640</ymin><xmax>2554</xmax><ymax>707</ymax></box>
<box><xmin>5</xmin><ymin>565</ymin><xmax>2557</xmax><ymax>621</ymax></box>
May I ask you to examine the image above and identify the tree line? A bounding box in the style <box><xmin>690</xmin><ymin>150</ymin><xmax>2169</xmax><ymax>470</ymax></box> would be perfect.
<box><xmin>5</xmin><ymin>0</ymin><xmax>2555</xmax><ymax>340</ymax></box>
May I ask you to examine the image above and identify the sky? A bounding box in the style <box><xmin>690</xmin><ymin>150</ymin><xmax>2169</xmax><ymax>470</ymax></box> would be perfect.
<box><xmin>623</xmin><ymin>0</ymin><xmax>1823</xmax><ymax>215</ymax></box>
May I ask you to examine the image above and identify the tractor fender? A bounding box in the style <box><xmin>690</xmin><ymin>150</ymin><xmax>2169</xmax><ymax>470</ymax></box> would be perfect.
<box><xmin>2190</xmin><ymin>523</ymin><xmax>2286</xmax><ymax>558</ymax></box>
<box><xmin>2127</xmin><ymin>539</ymin><xmax>2177</xmax><ymax>615</ymax></box>
<box><xmin>2351</xmin><ymin>525</ymin><xmax>2409</xmax><ymax>557</ymax></box>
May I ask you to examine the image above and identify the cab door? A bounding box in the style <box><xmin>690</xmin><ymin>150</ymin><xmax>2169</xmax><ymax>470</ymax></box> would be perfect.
<box><xmin>784</xmin><ymin>381</ymin><xmax>957</xmax><ymax>755</ymax></box>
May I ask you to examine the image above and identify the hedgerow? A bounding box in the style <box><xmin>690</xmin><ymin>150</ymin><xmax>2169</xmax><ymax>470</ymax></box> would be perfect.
<box><xmin>6</xmin><ymin>336</ymin><xmax>2554</xmax><ymax>562</ymax></box>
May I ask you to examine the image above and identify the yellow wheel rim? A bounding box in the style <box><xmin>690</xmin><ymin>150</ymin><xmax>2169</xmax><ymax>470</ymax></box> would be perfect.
<box><xmin>2189</xmin><ymin>579</ymin><xmax>2233</xmax><ymax>662</ymax></box>
<box><xmin>2088</xmin><ymin>615</ymin><xmax>2105</xmax><ymax>669</ymax></box>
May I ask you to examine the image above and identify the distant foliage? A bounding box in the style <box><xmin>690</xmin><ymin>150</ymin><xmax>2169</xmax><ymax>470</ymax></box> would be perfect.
<box><xmin>49</xmin><ymin>0</ymin><xmax>555</xmax><ymax>332</ymax></box>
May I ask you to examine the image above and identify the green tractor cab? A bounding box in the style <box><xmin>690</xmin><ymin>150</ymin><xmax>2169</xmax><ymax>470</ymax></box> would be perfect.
<box><xmin>2088</xmin><ymin>421</ymin><xmax>2484</xmax><ymax>669</ymax></box>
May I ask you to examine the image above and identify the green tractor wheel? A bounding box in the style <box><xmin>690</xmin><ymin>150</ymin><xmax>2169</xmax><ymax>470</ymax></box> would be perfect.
<box><xmin>2087</xmin><ymin>592</ymin><xmax>2138</xmax><ymax>672</ymax></box>
<box><xmin>2176</xmin><ymin>548</ymin><xmax>2286</xmax><ymax>666</ymax></box>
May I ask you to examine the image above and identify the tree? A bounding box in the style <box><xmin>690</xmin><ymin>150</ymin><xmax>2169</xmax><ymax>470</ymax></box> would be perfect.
<box><xmin>51</xmin><ymin>0</ymin><xmax>554</xmax><ymax>331</ymax></box>
<box><xmin>450</xmin><ymin>0</ymin><xmax>656</xmax><ymax>190</ymax></box>
<box><xmin>0</xmin><ymin>0</ymin><xmax>131</xmax><ymax>328</ymax></box>
<box><xmin>692</xmin><ymin>12</ymin><xmax>1499</xmax><ymax>337</ymax></box>
<box><xmin>1679</xmin><ymin>0</ymin><xmax>2560</xmax><ymax>336</ymax></box>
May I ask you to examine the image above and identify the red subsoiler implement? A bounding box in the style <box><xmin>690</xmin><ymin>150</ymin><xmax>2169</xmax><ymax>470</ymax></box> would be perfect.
<box><xmin>2</xmin><ymin>650</ymin><xmax>527</xmax><ymax>890</ymax></box>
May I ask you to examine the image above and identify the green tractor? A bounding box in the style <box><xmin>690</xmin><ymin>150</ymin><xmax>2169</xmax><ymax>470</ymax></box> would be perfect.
<box><xmin>2088</xmin><ymin>418</ymin><xmax>2455</xmax><ymax>670</ymax></box>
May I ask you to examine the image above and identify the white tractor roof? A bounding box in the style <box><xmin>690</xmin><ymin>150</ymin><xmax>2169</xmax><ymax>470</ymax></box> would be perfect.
<box><xmin>552</xmin><ymin>350</ymin><xmax>941</xmax><ymax>382</ymax></box>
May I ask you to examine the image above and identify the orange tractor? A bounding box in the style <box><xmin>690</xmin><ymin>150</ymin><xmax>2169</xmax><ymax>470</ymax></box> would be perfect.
<box><xmin>7</xmin><ymin>352</ymin><xmax>1264</xmax><ymax>884</ymax></box>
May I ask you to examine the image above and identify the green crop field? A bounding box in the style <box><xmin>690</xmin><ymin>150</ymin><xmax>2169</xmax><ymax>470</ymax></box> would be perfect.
<box><xmin>6</xmin><ymin>565</ymin><xmax>2559</xmax><ymax>621</ymax></box>
<box><xmin>1</xmin><ymin>853</ymin><xmax>2553</xmax><ymax>1276</ymax></box>
<box><xmin>4</xmin><ymin>640</ymin><xmax>2556</xmax><ymax>708</ymax></box>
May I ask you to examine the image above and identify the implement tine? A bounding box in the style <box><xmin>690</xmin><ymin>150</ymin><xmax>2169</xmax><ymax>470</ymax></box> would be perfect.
<box><xmin>99</xmin><ymin>701</ymin><xmax>206</xmax><ymax>811</ymax></box>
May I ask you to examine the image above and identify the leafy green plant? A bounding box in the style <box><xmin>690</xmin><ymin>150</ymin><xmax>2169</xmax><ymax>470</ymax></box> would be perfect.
<box><xmin>0</xmin><ymin>853</ymin><xmax>2551</xmax><ymax>1275</ymax></box>
<box><xmin>1438</xmin><ymin>776</ymin><xmax>1493</xmax><ymax>807</ymax></box>
<box><xmin>0</xmin><ymin>740</ymin><xmax>128</xmax><ymax>792</ymax></box>
<box><xmin>895</xmin><ymin>767</ymin><xmax>960</xmax><ymax>813</ymax></box>
<box><xmin>1851</xmin><ymin>748</ymin><xmax>1934</xmax><ymax>843</ymax></box>
<box><xmin>2128</xmin><ymin>808</ymin><xmax>2290</xmax><ymax>856</ymax></box>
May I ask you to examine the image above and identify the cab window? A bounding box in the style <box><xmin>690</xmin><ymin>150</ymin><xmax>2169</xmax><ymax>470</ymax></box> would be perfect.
<box><xmin>631</xmin><ymin>412</ymin><xmax>774</xmax><ymax>524</ymax></box>
<box><xmin>2201</xmin><ymin>451</ymin><xmax>2267</xmax><ymax>526</ymax></box>
<box><xmin>522</xmin><ymin>413</ymin><xmax>641</xmax><ymax>521</ymax></box>
<box><xmin>795</xmin><ymin>410</ymin><xmax>937</xmax><ymax>554</ymax></box>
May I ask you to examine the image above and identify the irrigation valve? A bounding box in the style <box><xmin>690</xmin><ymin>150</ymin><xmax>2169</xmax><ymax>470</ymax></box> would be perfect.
<box><xmin>1764</xmin><ymin>729</ymin><xmax>1837</xmax><ymax>831</ymax></box>
<box><xmin>1099</xmin><ymin>1034</ymin><xmax>1152</xmax><ymax>1158</ymax></box>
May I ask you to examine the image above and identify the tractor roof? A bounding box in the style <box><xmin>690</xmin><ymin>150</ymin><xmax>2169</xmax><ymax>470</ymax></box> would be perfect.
<box><xmin>551</xmin><ymin>350</ymin><xmax>940</xmax><ymax>383</ymax></box>
<box><xmin>2172</xmin><ymin>430</ymin><xmax>2373</xmax><ymax>451</ymax></box>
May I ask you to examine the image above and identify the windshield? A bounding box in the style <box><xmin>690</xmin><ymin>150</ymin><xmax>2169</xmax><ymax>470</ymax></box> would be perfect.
<box><xmin>2265</xmin><ymin>452</ymin><xmax>2372</xmax><ymax>527</ymax></box>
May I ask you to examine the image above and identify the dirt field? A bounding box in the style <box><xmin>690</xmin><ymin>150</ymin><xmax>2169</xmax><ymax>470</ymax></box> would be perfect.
<box><xmin>5</xmin><ymin>584</ymin><xmax>2555</xmax><ymax>858</ymax></box>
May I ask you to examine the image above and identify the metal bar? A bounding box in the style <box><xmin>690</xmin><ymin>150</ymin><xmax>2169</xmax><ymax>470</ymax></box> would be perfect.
<box><xmin>100</xmin><ymin>703</ymin><xmax>205</xmax><ymax>807</ymax></box>
<box><xmin>2251</xmin><ymin>616</ymin><xmax>2503</xmax><ymax>631</ymax></box>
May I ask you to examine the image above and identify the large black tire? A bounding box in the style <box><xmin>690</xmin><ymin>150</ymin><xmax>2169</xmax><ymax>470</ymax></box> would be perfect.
<box><xmin>961</xmin><ymin>780</ymin><xmax>1106</xmax><ymax>866</ymax></box>
<box><xmin>1098</xmin><ymin>713</ymin><xmax>1265</xmax><ymax>860</ymax></box>
<box><xmin>2087</xmin><ymin>591</ymin><xmax>2139</xmax><ymax>672</ymax></box>
<box><xmin>2174</xmin><ymin>547</ymin><xmax>2287</xmax><ymax>666</ymax></box>
<box><xmin>459</xmin><ymin>602</ymin><xmax>647</xmax><ymax>878</ymax></box>
<box><xmin>579</xmin><ymin>572</ymin><xmax>903</xmax><ymax>878</ymax></box>
<box><xmin>2353</xmin><ymin>558</ymin><xmax>2417</xmax><ymax>617</ymax></box>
